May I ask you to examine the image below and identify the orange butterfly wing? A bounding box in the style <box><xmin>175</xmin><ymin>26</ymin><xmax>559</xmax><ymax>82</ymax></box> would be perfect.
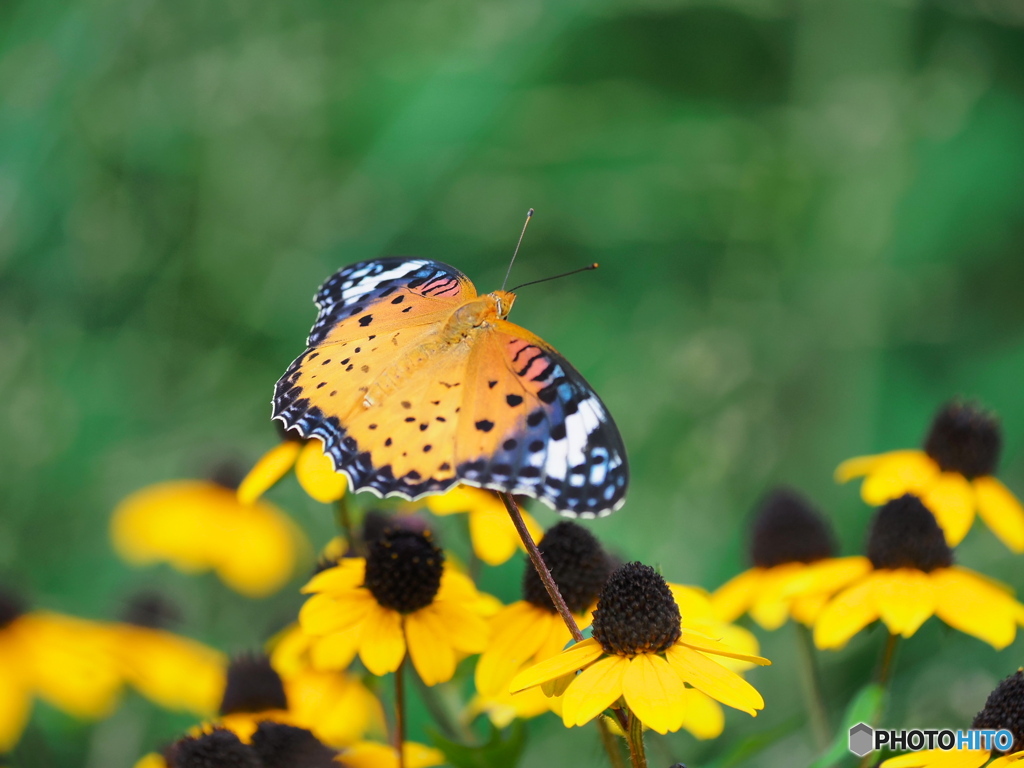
<box><xmin>454</xmin><ymin>322</ymin><xmax>628</xmax><ymax>517</ymax></box>
<box><xmin>274</xmin><ymin>259</ymin><xmax>477</xmax><ymax>497</ymax></box>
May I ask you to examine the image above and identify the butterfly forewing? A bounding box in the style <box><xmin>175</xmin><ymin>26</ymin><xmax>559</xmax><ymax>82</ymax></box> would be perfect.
<box><xmin>307</xmin><ymin>258</ymin><xmax>476</xmax><ymax>346</ymax></box>
<box><xmin>456</xmin><ymin>324</ymin><xmax>628</xmax><ymax>517</ymax></box>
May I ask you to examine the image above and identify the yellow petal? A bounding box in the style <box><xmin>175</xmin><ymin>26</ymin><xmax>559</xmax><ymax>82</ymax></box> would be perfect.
<box><xmin>18</xmin><ymin>613</ymin><xmax>123</xmax><ymax>720</ymax></box>
<box><xmin>309</xmin><ymin>628</ymin><xmax>362</xmax><ymax>672</ymax></box>
<box><xmin>860</xmin><ymin>451</ymin><xmax>939</xmax><ymax>505</ymax></box>
<box><xmin>678</xmin><ymin>632</ymin><xmax>771</xmax><ymax>666</ymax></box>
<box><xmin>669</xmin><ymin>584</ymin><xmax>715</xmax><ymax>620</ymax></box>
<box><xmin>425</xmin><ymin>485</ymin><xmax>503</xmax><ymax>516</ymax></box>
<box><xmin>813</xmin><ymin>577</ymin><xmax>880</xmax><ymax>649</ymax></box>
<box><xmin>295</xmin><ymin>441</ymin><xmax>348</xmax><ymax>502</ymax></box>
<box><xmin>299</xmin><ymin>590</ymin><xmax>377</xmax><ymax>636</ymax></box>
<box><xmin>343</xmin><ymin>741</ymin><xmax>445</xmax><ymax>768</ymax></box>
<box><xmin>133</xmin><ymin>755</ymin><xmax>169</xmax><ymax>768</ymax></box>
<box><xmin>404</xmin><ymin>608</ymin><xmax>456</xmax><ymax>686</ymax></box>
<box><xmin>509</xmin><ymin>638</ymin><xmax>605</xmax><ymax>693</ymax></box>
<box><xmin>357</xmin><ymin>606</ymin><xmax>405</xmax><ymax>676</ymax></box>
<box><xmin>678</xmin><ymin>689</ymin><xmax>725</xmax><ymax>740</ymax></box>
<box><xmin>215</xmin><ymin>503</ymin><xmax>305</xmax><ymax>597</ymax></box>
<box><xmin>880</xmin><ymin>749</ymin><xmax>990</xmax><ymax>768</ymax></box>
<box><xmin>709</xmin><ymin>569</ymin><xmax>762</xmax><ymax>623</ymax></box>
<box><xmin>468</xmin><ymin>506</ymin><xmax>520</xmax><ymax>566</ymax></box>
<box><xmin>621</xmin><ymin>653</ymin><xmax>688</xmax><ymax>734</ymax></box>
<box><xmin>302</xmin><ymin>558</ymin><xmax>366</xmax><ymax>595</ymax></box>
<box><xmin>268</xmin><ymin>623</ymin><xmax>313</xmax><ymax>678</ymax></box>
<box><xmin>922</xmin><ymin>472</ymin><xmax>978</xmax><ymax>546</ymax></box>
<box><xmin>748</xmin><ymin>565</ymin><xmax>803</xmax><ymax>630</ymax></box>
<box><xmin>561</xmin><ymin>655</ymin><xmax>628</xmax><ymax>727</ymax></box>
<box><xmin>665</xmin><ymin>645</ymin><xmax>764</xmax><ymax>715</ymax></box>
<box><xmin>0</xmin><ymin>642</ymin><xmax>31</xmax><ymax>752</ymax></box>
<box><xmin>237</xmin><ymin>442</ymin><xmax>302</xmax><ymax>505</ymax></box>
<box><xmin>476</xmin><ymin>603</ymin><xmax>549</xmax><ymax>695</ymax></box>
<box><xmin>990</xmin><ymin>752</ymin><xmax>1024</xmax><ymax>768</ymax></box>
<box><xmin>783</xmin><ymin>557</ymin><xmax>873</xmax><ymax>599</ymax></box>
<box><xmin>835</xmin><ymin>453</ymin><xmax>887</xmax><ymax>483</ymax></box>
<box><xmin>932</xmin><ymin>567</ymin><xmax>1021</xmax><ymax>650</ymax></box>
<box><xmin>109</xmin><ymin>625</ymin><xmax>226</xmax><ymax>716</ymax></box>
<box><xmin>871</xmin><ymin>569</ymin><xmax>936</xmax><ymax>638</ymax></box>
<box><xmin>429</xmin><ymin>600</ymin><xmax>489</xmax><ymax>654</ymax></box>
<box><xmin>285</xmin><ymin>669</ymin><xmax>384</xmax><ymax>746</ymax></box>
<box><xmin>974</xmin><ymin>476</ymin><xmax>1024</xmax><ymax>553</ymax></box>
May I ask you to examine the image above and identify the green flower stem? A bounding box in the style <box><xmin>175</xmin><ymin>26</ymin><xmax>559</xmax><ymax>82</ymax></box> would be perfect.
<box><xmin>597</xmin><ymin>717</ymin><xmax>627</xmax><ymax>768</ymax></box>
<box><xmin>626</xmin><ymin>709</ymin><xmax>648</xmax><ymax>768</ymax></box>
<box><xmin>877</xmin><ymin>632</ymin><xmax>900</xmax><ymax>687</ymax></box>
<box><xmin>395</xmin><ymin>656</ymin><xmax>407</xmax><ymax>768</ymax></box>
<box><xmin>411</xmin><ymin>669</ymin><xmax>474</xmax><ymax>743</ymax></box>
<box><xmin>795</xmin><ymin>623</ymin><xmax>830</xmax><ymax>750</ymax></box>
<box><xmin>335</xmin><ymin>496</ymin><xmax>359</xmax><ymax>555</ymax></box>
<box><xmin>857</xmin><ymin>632</ymin><xmax>900</xmax><ymax>768</ymax></box>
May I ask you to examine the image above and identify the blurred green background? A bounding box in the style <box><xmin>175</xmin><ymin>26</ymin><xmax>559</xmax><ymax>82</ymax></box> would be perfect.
<box><xmin>3</xmin><ymin>0</ymin><xmax>1024</xmax><ymax>765</ymax></box>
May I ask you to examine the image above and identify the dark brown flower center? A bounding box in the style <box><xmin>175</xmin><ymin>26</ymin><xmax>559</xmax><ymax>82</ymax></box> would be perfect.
<box><xmin>592</xmin><ymin>562</ymin><xmax>681</xmax><ymax>656</ymax></box>
<box><xmin>121</xmin><ymin>591</ymin><xmax>183</xmax><ymax>630</ymax></box>
<box><xmin>168</xmin><ymin>729</ymin><xmax>261</xmax><ymax>768</ymax></box>
<box><xmin>0</xmin><ymin>588</ymin><xmax>26</xmax><ymax>630</ymax></box>
<box><xmin>523</xmin><ymin>522</ymin><xmax>613</xmax><ymax>615</ymax></box>
<box><xmin>866</xmin><ymin>495</ymin><xmax>953</xmax><ymax>572</ymax></box>
<box><xmin>923</xmin><ymin>401</ymin><xmax>1001</xmax><ymax>479</ymax></box>
<box><xmin>749</xmin><ymin>487</ymin><xmax>836</xmax><ymax>568</ymax></box>
<box><xmin>972</xmin><ymin>669</ymin><xmax>1024</xmax><ymax>755</ymax></box>
<box><xmin>219</xmin><ymin>654</ymin><xmax>288</xmax><ymax>716</ymax></box>
<box><xmin>250</xmin><ymin>722</ymin><xmax>339</xmax><ymax>768</ymax></box>
<box><xmin>364</xmin><ymin>529</ymin><xmax>444</xmax><ymax>613</ymax></box>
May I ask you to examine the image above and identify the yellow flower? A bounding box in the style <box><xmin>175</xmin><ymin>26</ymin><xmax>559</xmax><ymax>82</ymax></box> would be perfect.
<box><xmin>836</xmin><ymin>402</ymin><xmax>1024</xmax><ymax>551</ymax></box>
<box><xmin>237</xmin><ymin>435</ymin><xmax>347</xmax><ymax>504</ymax></box>
<box><xmin>0</xmin><ymin>593</ymin><xmax>122</xmax><ymax>752</ymax></box>
<box><xmin>104</xmin><ymin>623</ymin><xmax>226</xmax><ymax>716</ymax></box>
<box><xmin>710</xmin><ymin>488</ymin><xmax>864</xmax><ymax>630</ymax></box>
<box><xmin>300</xmin><ymin>528</ymin><xmax>491</xmax><ymax>685</ymax></box>
<box><xmin>111</xmin><ymin>478</ymin><xmax>308</xmax><ymax>597</ymax></box>
<box><xmin>510</xmin><ymin>563</ymin><xmax>770</xmax><ymax>735</ymax></box>
<box><xmin>812</xmin><ymin>496</ymin><xmax>1024</xmax><ymax>650</ymax></box>
<box><xmin>881</xmin><ymin>669</ymin><xmax>1024</xmax><ymax>768</ymax></box>
<box><xmin>268</xmin><ymin>622</ymin><xmax>385</xmax><ymax>746</ymax></box>
<box><xmin>476</xmin><ymin>523</ymin><xmax>609</xmax><ymax>700</ymax></box>
<box><xmin>422</xmin><ymin>486</ymin><xmax>543</xmax><ymax>566</ymax></box>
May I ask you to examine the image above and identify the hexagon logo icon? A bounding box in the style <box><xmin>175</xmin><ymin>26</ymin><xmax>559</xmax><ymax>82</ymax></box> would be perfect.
<box><xmin>849</xmin><ymin>722</ymin><xmax>874</xmax><ymax>757</ymax></box>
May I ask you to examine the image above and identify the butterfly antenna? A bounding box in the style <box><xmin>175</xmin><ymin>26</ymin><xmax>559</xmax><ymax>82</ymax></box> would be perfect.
<box><xmin>501</xmin><ymin>208</ymin><xmax>534</xmax><ymax>291</ymax></box>
<box><xmin>510</xmin><ymin>263</ymin><xmax>599</xmax><ymax>292</ymax></box>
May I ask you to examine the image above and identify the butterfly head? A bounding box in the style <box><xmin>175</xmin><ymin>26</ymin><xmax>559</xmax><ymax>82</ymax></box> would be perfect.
<box><xmin>490</xmin><ymin>290</ymin><xmax>517</xmax><ymax>320</ymax></box>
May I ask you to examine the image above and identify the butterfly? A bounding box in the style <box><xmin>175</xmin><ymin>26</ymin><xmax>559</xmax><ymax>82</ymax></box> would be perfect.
<box><xmin>272</xmin><ymin>258</ymin><xmax>628</xmax><ymax>518</ymax></box>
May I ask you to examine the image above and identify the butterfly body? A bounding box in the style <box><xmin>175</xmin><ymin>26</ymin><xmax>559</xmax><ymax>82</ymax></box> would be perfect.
<box><xmin>274</xmin><ymin>259</ymin><xmax>627</xmax><ymax>518</ymax></box>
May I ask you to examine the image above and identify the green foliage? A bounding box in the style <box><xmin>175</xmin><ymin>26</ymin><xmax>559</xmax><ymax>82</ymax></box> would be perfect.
<box><xmin>431</xmin><ymin>721</ymin><xmax>528</xmax><ymax>768</ymax></box>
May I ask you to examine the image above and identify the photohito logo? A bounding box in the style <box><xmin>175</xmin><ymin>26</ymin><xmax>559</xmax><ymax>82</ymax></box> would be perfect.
<box><xmin>848</xmin><ymin>723</ymin><xmax>1014</xmax><ymax>757</ymax></box>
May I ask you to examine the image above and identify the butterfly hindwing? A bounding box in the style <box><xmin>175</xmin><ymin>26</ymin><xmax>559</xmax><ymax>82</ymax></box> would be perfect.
<box><xmin>456</xmin><ymin>323</ymin><xmax>628</xmax><ymax>518</ymax></box>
